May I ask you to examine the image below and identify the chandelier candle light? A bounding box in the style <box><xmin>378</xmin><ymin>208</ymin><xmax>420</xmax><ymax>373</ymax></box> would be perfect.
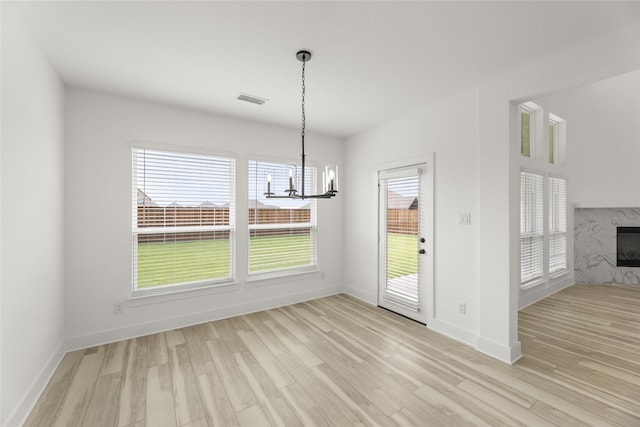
<box><xmin>264</xmin><ymin>50</ymin><xmax>339</xmax><ymax>199</ymax></box>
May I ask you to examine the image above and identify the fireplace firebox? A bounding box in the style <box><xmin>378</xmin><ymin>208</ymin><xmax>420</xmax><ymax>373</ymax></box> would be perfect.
<box><xmin>617</xmin><ymin>226</ymin><xmax>640</xmax><ymax>267</ymax></box>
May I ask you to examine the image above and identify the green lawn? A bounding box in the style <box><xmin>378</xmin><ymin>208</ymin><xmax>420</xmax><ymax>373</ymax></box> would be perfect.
<box><xmin>386</xmin><ymin>233</ymin><xmax>418</xmax><ymax>279</ymax></box>
<box><xmin>137</xmin><ymin>233</ymin><xmax>417</xmax><ymax>288</ymax></box>
<box><xmin>137</xmin><ymin>234</ymin><xmax>313</xmax><ymax>288</ymax></box>
<box><xmin>137</xmin><ymin>239</ymin><xmax>230</xmax><ymax>288</ymax></box>
<box><xmin>249</xmin><ymin>235</ymin><xmax>312</xmax><ymax>273</ymax></box>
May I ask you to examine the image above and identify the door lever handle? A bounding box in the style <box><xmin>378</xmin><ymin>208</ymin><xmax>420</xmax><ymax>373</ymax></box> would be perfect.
<box><xmin>419</xmin><ymin>249</ymin><xmax>426</xmax><ymax>254</ymax></box>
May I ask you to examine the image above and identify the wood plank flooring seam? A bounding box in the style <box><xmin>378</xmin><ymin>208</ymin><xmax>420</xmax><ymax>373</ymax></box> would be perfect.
<box><xmin>24</xmin><ymin>285</ymin><xmax>640</xmax><ymax>427</ymax></box>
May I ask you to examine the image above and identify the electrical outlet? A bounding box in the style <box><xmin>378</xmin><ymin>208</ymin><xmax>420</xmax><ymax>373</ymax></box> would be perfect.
<box><xmin>457</xmin><ymin>302</ymin><xmax>466</xmax><ymax>315</ymax></box>
<box><xmin>113</xmin><ymin>302</ymin><xmax>125</xmax><ymax>315</ymax></box>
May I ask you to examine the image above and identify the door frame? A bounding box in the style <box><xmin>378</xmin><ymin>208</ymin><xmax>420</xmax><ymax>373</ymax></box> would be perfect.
<box><xmin>377</xmin><ymin>154</ymin><xmax>434</xmax><ymax>324</ymax></box>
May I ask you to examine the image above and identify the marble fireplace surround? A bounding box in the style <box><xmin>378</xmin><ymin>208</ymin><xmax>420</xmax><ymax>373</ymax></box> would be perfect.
<box><xmin>575</xmin><ymin>207</ymin><xmax>640</xmax><ymax>285</ymax></box>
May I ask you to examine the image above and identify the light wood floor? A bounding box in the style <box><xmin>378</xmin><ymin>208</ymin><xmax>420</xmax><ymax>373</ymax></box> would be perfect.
<box><xmin>26</xmin><ymin>284</ymin><xmax>640</xmax><ymax>426</ymax></box>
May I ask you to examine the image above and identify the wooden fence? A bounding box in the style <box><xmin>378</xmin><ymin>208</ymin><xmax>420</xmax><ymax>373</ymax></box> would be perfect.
<box><xmin>136</xmin><ymin>206</ymin><xmax>416</xmax><ymax>241</ymax></box>
<box><xmin>137</xmin><ymin>206</ymin><xmax>311</xmax><ymax>242</ymax></box>
<box><xmin>138</xmin><ymin>206</ymin><xmax>311</xmax><ymax>227</ymax></box>
<box><xmin>138</xmin><ymin>206</ymin><xmax>230</xmax><ymax>227</ymax></box>
<box><xmin>248</xmin><ymin>208</ymin><xmax>310</xmax><ymax>225</ymax></box>
<box><xmin>138</xmin><ymin>230</ymin><xmax>230</xmax><ymax>244</ymax></box>
<box><xmin>387</xmin><ymin>209</ymin><xmax>418</xmax><ymax>235</ymax></box>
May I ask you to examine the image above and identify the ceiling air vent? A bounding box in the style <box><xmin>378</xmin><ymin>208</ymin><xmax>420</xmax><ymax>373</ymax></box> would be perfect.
<box><xmin>237</xmin><ymin>93</ymin><xmax>268</xmax><ymax>105</ymax></box>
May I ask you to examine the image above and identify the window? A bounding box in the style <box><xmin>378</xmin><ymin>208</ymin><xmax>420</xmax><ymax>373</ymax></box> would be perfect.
<box><xmin>548</xmin><ymin>113</ymin><xmax>564</xmax><ymax>166</ymax></box>
<box><xmin>248</xmin><ymin>160</ymin><xmax>317</xmax><ymax>276</ymax></box>
<box><xmin>548</xmin><ymin>121</ymin><xmax>557</xmax><ymax>164</ymax></box>
<box><xmin>518</xmin><ymin>105</ymin><xmax>568</xmax><ymax>288</ymax></box>
<box><xmin>132</xmin><ymin>148</ymin><xmax>235</xmax><ymax>295</ymax></box>
<box><xmin>520</xmin><ymin>102</ymin><xmax>543</xmax><ymax>159</ymax></box>
<box><xmin>549</xmin><ymin>176</ymin><xmax>567</xmax><ymax>274</ymax></box>
<box><xmin>521</xmin><ymin>109</ymin><xmax>532</xmax><ymax>158</ymax></box>
<box><xmin>520</xmin><ymin>171</ymin><xmax>544</xmax><ymax>285</ymax></box>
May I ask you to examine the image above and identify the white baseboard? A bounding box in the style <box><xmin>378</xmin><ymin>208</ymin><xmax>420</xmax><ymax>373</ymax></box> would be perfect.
<box><xmin>518</xmin><ymin>276</ymin><xmax>574</xmax><ymax>310</ymax></box>
<box><xmin>344</xmin><ymin>288</ymin><xmax>488</xmax><ymax>361</ymax></box>
<box><xmin>428</xmin><ymin>318</ymin><xmax>477</xmax><ymax>348</ymax></box>
<box><xmin>343</xmin><ymin>284</ymin><xmax>377</xmax><ymax>306</ymax></box>
<box><xmin>3</xmin><ymin>341</ymin><xmax>65</xmax><ymax>427</ymax></box>
<box><xmin>341</xmin><ymin>285</ymin><xmax>526</xmax><ymax>365</ymax></box>
<box><xmin>65</xmin><ymin>285</ymin><xmax>343</xmax><ymax>351</ymax></box>
<box><xmin>476</xmin><ymin>335</ymin><xmax>522</xmax><ymax>364</ymax></box>
<box><xmin>434</xmin><ymin>321</ymin><xmax>522</xmax><ymax>364</ymax></box>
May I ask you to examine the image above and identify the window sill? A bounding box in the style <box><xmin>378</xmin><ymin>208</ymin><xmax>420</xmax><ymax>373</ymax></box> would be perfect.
<box><xmin>128</xmin><ymin>279</ymin><xmax>239</xmax><ymax>307</ymax></box>
<box><xmin>246</xmin><ymin>267</ymin><xmax>323</xmax><ymax>288</ymax></box>
<box><xmin>520</xmin><ymin>270</ymin><xmax>570</xmax><ymax>292</ymax></box>
<box><xmin>549</xmin><ymin>270</ymin><xmax>569</xmax><ymax>280</ymax></box>
<box><xmin>520</xmin><ymin>278</ymin><xmax>545</xmax><ymax>290</ymax></box>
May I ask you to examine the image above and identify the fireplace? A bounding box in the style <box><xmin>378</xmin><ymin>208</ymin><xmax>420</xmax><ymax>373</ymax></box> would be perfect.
<box><xmin>617</xmin><ymin>227</ymin><xmax>640</xmax><ymax>267</ymax></box>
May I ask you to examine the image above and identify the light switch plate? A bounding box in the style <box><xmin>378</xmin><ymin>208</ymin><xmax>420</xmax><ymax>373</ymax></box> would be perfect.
<box><xmin>458</xmin><ymin>212</ymin><xmax>471</xmax><ymax>225</ymax></box>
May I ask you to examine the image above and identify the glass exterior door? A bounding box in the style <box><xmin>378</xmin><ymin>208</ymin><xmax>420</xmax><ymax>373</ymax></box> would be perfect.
<box><xmin>378</xmin><ymin>165</ymin><xmax>427</xmax><ymax>323</ymax></box>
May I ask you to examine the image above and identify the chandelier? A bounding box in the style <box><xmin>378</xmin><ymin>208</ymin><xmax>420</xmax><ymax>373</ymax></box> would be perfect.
<box><xmin>265</xmin><ymin>50</ymin><xmax>339</xmax><ymax>199</ymax></box>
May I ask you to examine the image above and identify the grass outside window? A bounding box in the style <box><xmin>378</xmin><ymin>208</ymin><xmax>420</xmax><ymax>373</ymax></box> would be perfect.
<box><xmin>386</xmin><ymin>233</ymin><xmax>418</xmax><ymax>279</ymax></box>
<box><xmin>249</xmin><ymin>234</ymin><xmax>312</xmax><ymax>274</ymax></box>
<box><xmin>138</xmin><ymin>233</ymin><xmax>419</xmax><ymax>288</ymax></box>
<box><xmin>136</xmin><ymin>239</ymin><xmax>231</xmax><ymax>288</ymax></box>
<box><xmin>138</xmin><ymin>234</ymin><xmax>313</xmax><ymax>288</ymax></box>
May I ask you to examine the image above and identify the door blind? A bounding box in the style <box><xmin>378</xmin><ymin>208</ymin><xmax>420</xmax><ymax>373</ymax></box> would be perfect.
<box><xmin>383</xmin><ymin>174</ymin><xmax>420</xmax><ymax>310</ymax></box>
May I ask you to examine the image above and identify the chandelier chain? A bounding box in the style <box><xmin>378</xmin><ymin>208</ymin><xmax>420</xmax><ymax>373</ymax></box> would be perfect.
<box><xmin>265</xmin><ymin>50</ymin><xmax>336</xmax><ymax>200</ymax></box>
<box><xmin>301</xmin><ymin>58</ymin><xmax>306</xmax><ymax>139</ymax></box>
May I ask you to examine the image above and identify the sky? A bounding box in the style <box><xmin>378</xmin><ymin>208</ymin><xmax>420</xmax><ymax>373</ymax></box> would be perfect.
<box><xmin>136</xmin><ymin>149</ymin><xmax>231</xmax><ymax>206</ymax></box>
<box><xmin>136</xmin><ymin>150</ymin><xmax>315</xmax><ymax>209</ymax></box>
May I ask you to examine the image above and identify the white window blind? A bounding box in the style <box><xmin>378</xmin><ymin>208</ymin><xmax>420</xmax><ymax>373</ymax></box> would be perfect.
<box><xmin>383</xmin><ymin>174</ymin><xmax>420</xmax><ymax>310</ymax></box>
<box><xmin>132</xmin><ymin>148</ymin><xmax>235</xmax><ymax>294</ymax></box>
<box><xmin>520</xmin><ymin>171</ymin><xmax>544</xmax><ymax>285</ymax></box>
<box><xmin>549</xmin><ymin>176</ymin><xmax>567</xmax><ymax>274</ymax></box>
<box><xmin>248</xmin><ymin>160</ymin><xmax>317</xmax><ymax>275</ymax></box>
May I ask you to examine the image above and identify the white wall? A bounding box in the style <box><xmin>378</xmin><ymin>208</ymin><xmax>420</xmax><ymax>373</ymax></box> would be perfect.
<box><xmin>535</xmin><ymin>70</ymin><xmax>640</xmax><ymax>208</ymax></box>
<box><xmin>0</xmin><ymin>16</ymin><xmax>637</xmax><ymax>427</ymax></box>
<box><xmin>344</xmin><ymin>87</ymin><xmax>480</xmax><ymax>345</ymax></box>
<box><xmin>511</xmin><ymin>70</ymin><xmax>640</xmax><ymax>309</ymax></box>
<box><xmin>64</xmin><ymin>89</ymin><xmax>344</xmax><ymax>349</ymax></box>
<box><xmin>490</xmin><ymin>25</ymin><xmax>639</xmax><ymax>362</ymax></box>
<box><xmin>1</xmin><ymin>13</ymin><xmax>66</xmax><ymax>427</ymax></box>
<box><xmin>345</xmin><ymin>24</ymin><xmax>640</xmax><ymax>363</ymax></box>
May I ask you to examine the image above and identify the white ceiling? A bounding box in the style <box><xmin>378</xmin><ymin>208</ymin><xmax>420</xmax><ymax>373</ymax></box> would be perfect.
<box><xmin>5</xmin><ymin>1</ymin><xmax>640</xmax><ymax>137</ymax></box>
